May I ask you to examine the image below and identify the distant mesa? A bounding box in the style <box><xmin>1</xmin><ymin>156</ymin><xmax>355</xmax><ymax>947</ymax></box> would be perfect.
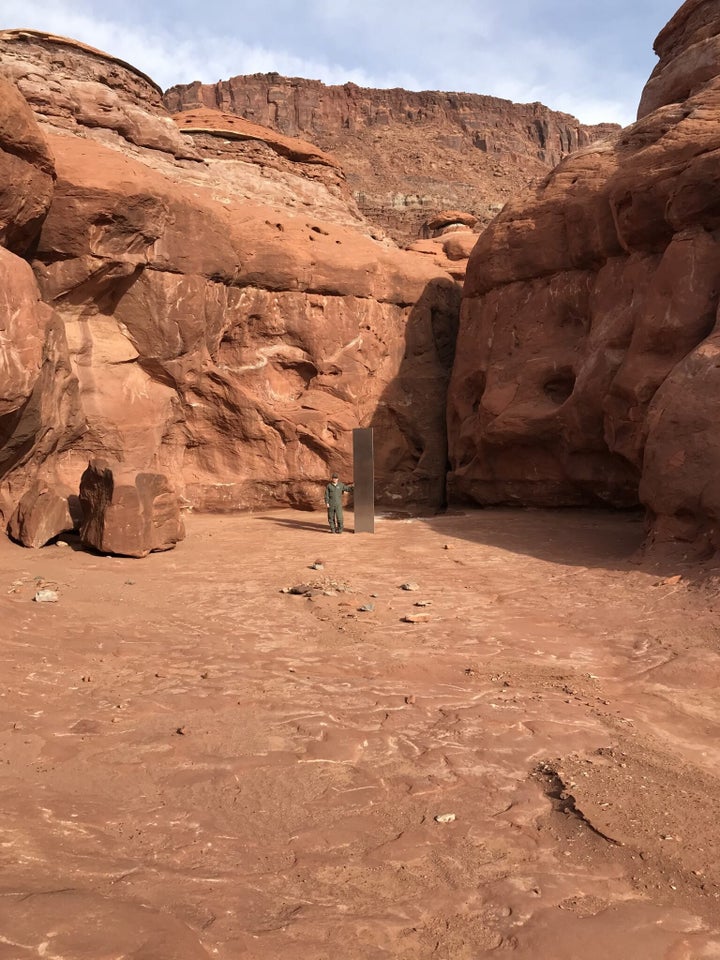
<box><xmin>165</xmin><ymin>74</ymin><xmax>619</xmax><ymax>243</ymax></box>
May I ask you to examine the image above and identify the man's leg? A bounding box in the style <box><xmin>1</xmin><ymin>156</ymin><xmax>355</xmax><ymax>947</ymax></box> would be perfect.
<box><xmin>327</xmin><ymin>506</ymin><xmax>335</xmax><ymax>532</ymax></box>
<box><xmin>336</xmin><ymin>506</ymin><xmax>344</xmax><ymax>533</ymax></box>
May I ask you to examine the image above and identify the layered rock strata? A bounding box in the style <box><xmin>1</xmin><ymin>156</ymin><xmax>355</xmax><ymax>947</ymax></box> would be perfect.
<box><xmin>165</xmin><ymin>76</ymin><xmax>618</xmax><ymax>243</ymax></box>
<box><xmin>448</xmin><ymin>0</ymin><xmax>720</xmax><ymax>554</ymax></box>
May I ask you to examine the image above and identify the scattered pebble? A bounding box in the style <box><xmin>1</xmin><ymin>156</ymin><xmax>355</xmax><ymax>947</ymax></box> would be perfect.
<box><xmin>404</xmin><ymin>695</ymin><xmax>416</xmax><ymax>705</ymax></box>
<box><xmin>34</xmin><ymin>589</ymin><xmax>59</xmax><ymax>603</ymax></box>
<box><xmin>414</xmin><ymin>600</ymin><xmax>432</xmax><ymax>607</ymax></box>
<box><xmin>400</xmin><ymin>582</ymin><xmax>420</xmax><ymax>592</ymax></box>
<box><xmin>200</xmin><ymin>672</ymin><xmax>209</xmax><ymax>680</ymax></box>
<box><xmin>309</xmin><ymin>562</ymin><xmax>324</xmax><ymax>571</ymax></box>
<box><xmin>653</xmin><ymin>575</ymin><xmax>683</xmax><ymax>588</ymax></box>
<box><xmin>175</xmin><ymin>726</ymin><xmax>186</xmax><ymax>736</ymax></box>
<box><xmin>289</xmin><ymin>584</ymin><xmax>312</xmax><ymax>595</ymax></box>
<box><xmin>358</xmin><ymin>603</ymin><xmax>375</xmax><ymax>613</ymax></box>
<box><xmin>434</xmin><ymin>813</ymin><xmax>456</xmax><ymax>823</ymax></box>
<box><xmin>401</xmin><ymin>613</ymin><xmax>430</xmax><ymax>624</ymax></box>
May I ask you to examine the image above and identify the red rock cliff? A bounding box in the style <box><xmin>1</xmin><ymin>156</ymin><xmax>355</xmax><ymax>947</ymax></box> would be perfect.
<box><xmin>164</xmin><ymin>76</ymin><xmax>618</xmax><ymax>243</ymax></box>
<box><xmin>448</xmin><ymin>0</ymin><xmax>720</xmax><ymax>556</ymax></box>
<box><xmin>0</xmin><ymin>29</ymin><xmax>463</xmax><ymax>537</ymax></box>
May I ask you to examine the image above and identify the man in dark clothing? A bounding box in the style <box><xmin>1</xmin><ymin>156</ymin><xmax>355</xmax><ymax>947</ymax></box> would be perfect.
<box><xmin>324</xmin><ymin>473</ymin><xmax>354</xmax><ymax>533</ymax></box>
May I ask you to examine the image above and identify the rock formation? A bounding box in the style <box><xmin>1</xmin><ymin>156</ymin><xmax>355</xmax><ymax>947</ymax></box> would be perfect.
<box><xmin>0</xmin><ymin>29</ymin><xmax>463</xmax><ymax>543</ymax></box>
<box><xmin>7</xmin><ymin>480</ymin><xmax>75</xmax><ymax>548</ymax></box>
<box><xmin>165</xmin><ymin>76</ymin><xmax>618</xmax><ymax>243</ymax></box>
<box><xmin>448</xmin><ymin>0</ymin><xmax>720</xmax><ymax>555</ymax></box>
<box><xmin>4</xmin><ymin>5</ymin><xmax>720</xmax><ymax>559</ymax></box>
<box><xmin>79</xmin><ymin>460</ymin><xmax>185</xmax><ymax>557</ymax></box>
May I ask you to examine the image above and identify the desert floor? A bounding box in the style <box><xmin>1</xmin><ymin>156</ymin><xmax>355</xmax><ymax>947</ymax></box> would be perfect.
<box><xmin>1</xmin><ymin>507</ymin><xmax>720</xmax><ymax>959</ymax></box>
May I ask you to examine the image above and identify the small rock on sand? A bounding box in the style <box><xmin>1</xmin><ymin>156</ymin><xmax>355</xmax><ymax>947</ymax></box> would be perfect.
<box><xmin>34</xmin><ymin>589</ymin><xmax>59</xmax><ymax>603</ymax></box>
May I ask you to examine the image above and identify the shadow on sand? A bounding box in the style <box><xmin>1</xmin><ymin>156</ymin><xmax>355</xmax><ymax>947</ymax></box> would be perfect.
<box><xmin>260</xmin><ymin>504</ymin><xmax>654</xmax><ymax>573</ymax></box>
<box><xmin>421</xmin><ymin>505</ymin><xmax>648</xmax><ymax>572</ymax></box>
<box><xmin>262</xmin><ymin>515</ymin><xmax>340</xmax><ymax>534</ymax></box>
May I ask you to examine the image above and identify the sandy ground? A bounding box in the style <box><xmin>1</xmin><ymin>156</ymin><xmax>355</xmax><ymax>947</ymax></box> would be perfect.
<box><xmin>1</xmin><ymin>506</ymin><xmax>720</xmax><ymax>959</ymax></box>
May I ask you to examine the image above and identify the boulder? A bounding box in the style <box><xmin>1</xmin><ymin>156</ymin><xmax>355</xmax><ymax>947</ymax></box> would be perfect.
<box><xmin>8</xmin><ymin>481</ymin><xmax>74</xmax><ymax>547</ymax></box>
<box><xmin>442</xmin><ymin>232</ymin><xmax>477</xmax><ymax>262</ymax></box>
<box><xmin>79</xmin><ymin>460</ymin><xmax>185</xmax><ymax>558</ymax></box>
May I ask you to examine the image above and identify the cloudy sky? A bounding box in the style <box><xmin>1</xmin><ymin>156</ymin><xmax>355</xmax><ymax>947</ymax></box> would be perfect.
<box><xmin>2</xmin><ymin>0</ymin><xmax>681</xmax><ymax>126</ymax></box>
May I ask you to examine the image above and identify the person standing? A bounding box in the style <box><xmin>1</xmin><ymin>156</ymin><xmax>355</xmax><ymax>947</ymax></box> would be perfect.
<box><xmin>324</xmin><ymin>473</ymin><xmax>354</xmax><ymax>534</ymax></box>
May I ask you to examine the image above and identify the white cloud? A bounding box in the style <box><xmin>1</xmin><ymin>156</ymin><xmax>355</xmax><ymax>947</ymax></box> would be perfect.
<box><xmin>0</xmin><ymin>0</ymin><xmax>679</xmax><ymax>125</ymax></box>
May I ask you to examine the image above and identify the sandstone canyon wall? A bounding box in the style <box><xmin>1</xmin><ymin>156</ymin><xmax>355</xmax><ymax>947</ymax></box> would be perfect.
<box><xmin>0</xmin><ymin>29</ymin><xmax>464</xmax><ymax>543</ymax></box>
<box><xmin>165</xmin><ymin>76</ymin><xmax>618</xmax><ymax>244</ymax></box>
<box><xmin>4</xmin><ymin>5</ymin><xmax>720</xmax><ymax>558</ymax></box>
<box><xmin>448</xmin><ymin>0</ymin><xmax>720</xmax><ymax>555</ymax></box>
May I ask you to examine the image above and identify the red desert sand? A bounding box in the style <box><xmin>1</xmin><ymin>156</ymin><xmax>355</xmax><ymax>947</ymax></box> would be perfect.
<box><xmin>1</xmin><ymin>507</ymin><xmax>720</xmax><ymax>958</ymax></box>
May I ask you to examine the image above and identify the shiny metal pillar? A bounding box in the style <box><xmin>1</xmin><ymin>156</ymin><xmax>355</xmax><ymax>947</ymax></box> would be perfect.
<box><xmin>352</xmin><ymin>428</ymin><xmax>375</xmax><ymax>533</ymax></box>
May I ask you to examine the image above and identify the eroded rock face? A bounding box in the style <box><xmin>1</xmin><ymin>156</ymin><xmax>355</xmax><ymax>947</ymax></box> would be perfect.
<box><xmin>79</xmin><ymin>459</ymin><xmax>185</xmax><ymax>557</ymax></box>
<box><xmin>0</xmin><ymin>75</ymin><xmax>55</xmax><ymax>254</ymax></box>
<box><xmin>422</xmin><ymin>210</ymin><xmax>479</xmax><ymax>239</ymax></box>
<box><xmin>0</xmin><ymin>30</ymin><xmax>462</xmax><ymax>527</ymax></box>
<box><xmin>165</xmin><ymin>75</ymin><xmax>618</xmax><ymax>243</ymax></box>
<box><xmin>0</xmin><ymin>77</ymin><xmax>81</xmax><ymax>531</ymax></box>
<box><xmin>449</xmin><ymin>0</ymin><xmax>720</xmax><ymax>552</ymax></box>
<box><xmin>0</xmin><ymin>245</ymin><xmax>80</xmax><ymax>526</ymax></box>
<box><xmin>0</xmin><ymin>30</ymin><xmax>198</xmax><ymax>160</ymax></box>
<box><xmin>638</xmin><ymin>0</ymin><xmax>720</xmax><ymax>119</ymax></box>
